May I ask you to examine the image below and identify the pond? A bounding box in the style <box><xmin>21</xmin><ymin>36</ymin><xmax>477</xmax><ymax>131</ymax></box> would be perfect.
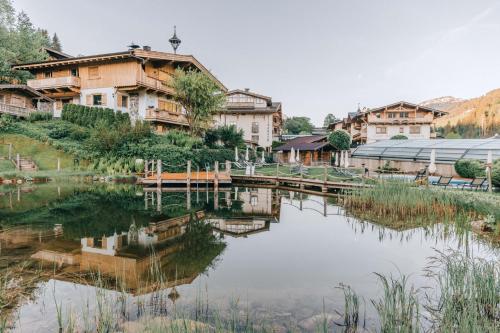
<box><xmin>0</xmin><ymin>182</ymin><xmax>498</xmax><ymax>332</ymax></box>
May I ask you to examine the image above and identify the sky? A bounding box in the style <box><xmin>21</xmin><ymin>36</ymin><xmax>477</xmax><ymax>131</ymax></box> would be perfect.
<box><xmin>11</xmin><ymin>0</ymin><xmax>500</xmax><ymax>126</ymax></box>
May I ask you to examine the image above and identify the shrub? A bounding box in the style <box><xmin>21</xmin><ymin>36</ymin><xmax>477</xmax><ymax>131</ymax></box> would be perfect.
<box><xmin>328</xmin><ymin>130</ymin><xmax>351</xmax><ymax>150</ymax></box>
<box><xmin>48</xmin><ymin>127</ymin><xmax>70</xmax><ymax>139</ymax></box>
<box><xmin>390</xmin><ymin>135</ymin><xmax>408</xmax><ymax>140</ymax></box>
<box><xmin>28</xmin><ymin>111</ymin><xmax>53</xmax><ymax>122</ymax></box>
<box><xmin>492</xmin><ymin>159</ymin><xmax>500</xmax><ymax>188</ymax></box>
<box><xmin>69</xmin><ymin>128</ymin><xmax>89</xmax><ymax>141</ymax></box>
<box><xmin>61</xmin><ymin>103</ymin><xmax>130</xmax><ymax>128</ymax></box>
<box><xmin>204</xmin><ymin>125</ymin><xmax>244</xmax><ymax>149</ymax></box>
<box><xmin>454</xmin><ymin>159</ymin><xmax>485</xmax><ymax>179</ymax></box>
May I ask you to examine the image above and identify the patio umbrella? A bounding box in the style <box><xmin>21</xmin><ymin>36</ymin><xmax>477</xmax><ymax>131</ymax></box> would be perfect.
<box><xmin>344</xmin><ymin>151</ymin><xmax>349</xmax><ymax>168</ymax></box>
<box><xmin>339</xmin><ymin>150</ymin><xmax>345</xmax><ymax>167</ymax></box>
<box><xmin>428</xmin><ymin>149</ymin><xmax>437</xmax><ymax>174</ymax></box>
<box><xmin>245</xmin><ymin>147</ymin><xmax>249</xmax><ymax>161</ymax></box>
<box><xmin>289</xmin><ymin>147</ymin><xmax>296</xmax><ymax>163</ymax></box>
<box><xmin>296</xmin><ymin>149</ymin><xmax>301</xmax><ymax>163</ymax></box>
<box><xmin>334</xmin><ymin>152</ymin><xmax>339</xmax><ymax>166</ymax></box>
<box><xmin>487</xmin><ymin>150</ymin><xmax>493</xmax><ymax>165</ymax></box>
<box><xmin>261</xmin><ymin>150</ymin><xmax>265</xmax><ymax>163</ymax></box>
<box><xmin>235</xmin><ymin>147</ymin><xmax>238</xmax><ymax>162</ymax></box>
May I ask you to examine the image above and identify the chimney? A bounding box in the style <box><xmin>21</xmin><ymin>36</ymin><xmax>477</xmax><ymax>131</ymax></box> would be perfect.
<box><xmin>244</xmin><ymin>88</ymin><xmax>250</xmax><ymax>92</ymax></box>
<box><xmin>143</xmin><ymin>45</ymin><xmax>151</xmax><ymax>51</ymax></box>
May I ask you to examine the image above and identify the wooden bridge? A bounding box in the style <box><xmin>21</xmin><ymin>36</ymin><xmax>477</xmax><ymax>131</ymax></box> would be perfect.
<box><xmin>231</xmin><ymin>174</ymin><xmax>369</xmax><ymax>193</ymax></box>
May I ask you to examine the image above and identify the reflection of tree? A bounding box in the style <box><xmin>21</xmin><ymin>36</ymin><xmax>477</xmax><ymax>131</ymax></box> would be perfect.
<box><xmin>158</xmin><ymin>215</ymin><xmax>226</xmax><ymax>282</ymax></box>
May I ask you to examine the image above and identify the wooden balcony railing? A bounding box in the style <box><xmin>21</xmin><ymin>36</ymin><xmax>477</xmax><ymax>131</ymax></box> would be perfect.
<box><xmin>27</xmin><ymin>76</ymin><xmax>80</xmax><ymax>90</ymax></box>
<box><xmin>145</xmin><ymin>108</ymin><xmax>188</xmax><ymax>126</ymax></box>
<box><xmin>367</xmin><ymin>117</ymin><xmax>433</xmax><ymax>124</ymax></box>
<box><xmin>137</xmin><ymin>72</ymin><xmax>174</xmax><ymax>95</ymax></box>
<box><xmin>225</xmin><ymin>102</ymin><xmax>255</xmax><ymax>108</ymax></box>
<box><xmin>0</xmin><ymin>103</ymin><xmax>36</xmax><ymax>118</ymax></box>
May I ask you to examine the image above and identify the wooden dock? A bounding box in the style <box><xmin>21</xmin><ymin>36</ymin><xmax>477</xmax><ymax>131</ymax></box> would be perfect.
<box><xmin>231</xmin><ymin>174</ymin><xmax>369</xmax><ymax>192</ymax></box>
<box><xmin>139</xmin><ymin>171</ymin><xmax>231</xmax><ymax>186</ymax></box>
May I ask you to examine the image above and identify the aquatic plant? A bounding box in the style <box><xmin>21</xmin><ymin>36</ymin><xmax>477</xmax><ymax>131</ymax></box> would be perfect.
<box><xmin>343</xmin><ymin>182</ymin><xmax>500</xmax><ymax>229</ymax></box>
<box><xmin>424</xmin><ymin>250</ymin><xmax>500</xmax><ymax>332</ymax></box>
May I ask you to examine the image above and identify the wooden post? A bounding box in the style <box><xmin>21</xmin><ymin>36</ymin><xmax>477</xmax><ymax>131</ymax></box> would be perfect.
<box><xmin>187</xmin><ymin>160</ymin><xmax>191</xmax><ymax>189</ymax></box>
<box><xmin>276</xmin><ymin>161</ymin><xmax>280</xmax><ymax>186</ymax></box>
<box><xmin>57</xmin><ymin>158</ymin><xmax>61</xmax><ymax>172</ymax></box>
<box><xmin>16</xmin><ymin>153</ymin><xmax>20</xmax><ymax>171</ymax></box>
<box><xmin>214</xmin><ymin>161</ymin><xmax>219</xmax><ymax>191</ymax></box>
<box><xmin>8</xmin><ymin>144</ymin><xmax>12</xmax><ymax>160</ymax></box>
<box><xmin>156</xmin><ymin>159</ymin><xmax>162</xmax><ymax>187</ymax></box>
<box><xmin>324</xmin><ymin>163</ymin><xmax>328</xmax><ymax>182</ymax></box>
<box><xmin>156</xmin><ymin>189</ymin><xmax>162</xmax><ymax>212</ymax></box>
<box><xmin>225</xmin><ymin>160</ymin><xmax>231</xmax><ymax>176</ymax></box>
<box><xmin>187</xmin><ymin>187</ymin><xmax>191</xmax><ymax>210</ymax></box>
<box><xmin>144</xmin><ymin>159</ymin><xmax>149</xmax><ymax>177</ymax></box>
<box><xmin>487</xmin><ymin>165</ymin><xmax>493</xmax><ymax>193</ymax></box>
<box><xmin>425</xmin><ymin>166</ymin><xmax>429</xmax><ymax>189</ymax></box>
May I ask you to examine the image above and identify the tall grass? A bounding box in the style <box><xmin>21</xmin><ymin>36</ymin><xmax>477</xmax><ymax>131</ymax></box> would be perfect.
<box><xmin>424</xmin><ymin>250</ymin><xmax>500</xmax><ymax>332</ymax></box>
<box><xmin>343</xmin><ymin>182</ymin><xmax>500</xmax><ymax>229</ymax></box>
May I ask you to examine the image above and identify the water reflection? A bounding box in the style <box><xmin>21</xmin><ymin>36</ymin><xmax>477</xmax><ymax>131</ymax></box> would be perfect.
<box><xmin>0</xmin><ymin>183</ymin><xmax>498</xmax><ymax>332</ymax></box>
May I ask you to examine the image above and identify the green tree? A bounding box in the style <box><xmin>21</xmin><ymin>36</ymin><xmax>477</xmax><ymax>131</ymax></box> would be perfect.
<box><xmin>0</xmin><ymin>2</ymin><xmax>50</xmax><ymax>83</ymax></box>
<box><xmin>172</xmin><ymin>69</ymin><xmax>225</xmax><ymax>136</ymax></box>
<box><xmin>323</xmin><ymin>113</ymin><xmax>337</xmax><ymax>127</ymax></box>
<box><xmin>284</xmin><ymin>116</ymin><xmax>314</xmax><ymax>134</ymax></box>
<box><xmin>328</xmin><ymin>130</ymin><xmax>351</xmax><ymax>150</ymax></box>
<box><xmin>51</xmin><ymin>32</ymin><xmax>62</xmax><ymax>51</ymax></box>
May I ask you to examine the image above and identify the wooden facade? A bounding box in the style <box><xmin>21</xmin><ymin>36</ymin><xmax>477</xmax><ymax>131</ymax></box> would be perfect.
<box><xmin>0</xmin><ymin>84</ymin><xmax>54</xmax><ymax>118</ymax></box>
<box><xmin>12</xmin><ymin>47</ymin><xmax>227</xmax><ymax>130</ymax></box>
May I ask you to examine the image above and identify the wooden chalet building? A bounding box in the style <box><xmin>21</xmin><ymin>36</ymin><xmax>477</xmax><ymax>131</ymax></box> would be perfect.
<box><xmin>0</xmin><ymin>84</ymin><xmax>54</xmax><ymax>118</ymax></box>
<box><xmin>214</xmin><ymin>89</ymin><xmax>283</xmax><ymax>150</ymax></box>
<box><xmin>12</xmin><ymin>46</ymin><xmax>227</xmax><ymax>132</ymax></box>
<box><xmin>274</xmin><ymin>135</ymin><xmax>334</xmax><ymax>166</ymax></box>
<box><xmin>330</xmin><ymin>101</ymin><xmax>447</xmax><ymax>144</ymax></box>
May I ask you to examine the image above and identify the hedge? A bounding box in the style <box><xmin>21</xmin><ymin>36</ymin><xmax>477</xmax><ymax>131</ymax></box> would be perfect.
<box><xmin>61</xmin><ymin>103</ymin><xmax>130</xmax><ymax>128</ymax></box>
<box><xmin>454</xmin><ymin>159</ymin><xmax>485</xmax><ymax>179</ymax></box>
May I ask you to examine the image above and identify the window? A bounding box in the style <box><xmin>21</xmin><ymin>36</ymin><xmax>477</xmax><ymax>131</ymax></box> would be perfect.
<box><xmin>388</xmin><ymin>113</ymin><xmax>396</xmax><ymax>118</ymax></box>
<box><xmin>93</xmin><ymin>94</ymin><xmax>102</xmax><ymax>106</ymax></box>
<box><xmin>400</xmin><ymin>112</ymin><xmax>409</xmax><ymax>118</ymax></box>
<box><xmin>0</xmin><ymin>95</ymin><xmax>4</xmax><ymax>103</ymax></box>
<box><xmin>251</xmin><ymin>135</ymin><xmax>259</xmax><ymax>142</ymax></box>
<box><xmin>88</xmin><ymin>66</ymin><xmax>99</xmax><ymax>79</ymax></box>
<box><xmin>70</xmin><ymin>68</ymin><xmax>79</xmax><ymax>77</ymax></box>
<box><xmin>44</xmin><ymin>71</ymin><xmax>52</xmax><ymax>78</ymax></box>
<box><xmin>410</xmin><ymin>126</ymin><xmax>421</xmax><ymax>134</ymax></box>
<box><xmin>399</xmin><ymin>127</ymin><xmax>404</xmax><ymax>133</ymax></box>
<box><xmin>375</xmin><ymin>113</ymin><xmax>381</xmax><ymax>118</ymax></box>
<box><xmin>121</xmin><ymin>95</ymin><xmax>128</xmax><ymax>108</ymax></box>
<box><xmin>376</xmin><ymin>126</ymin><xmax>387</xmax><ymax>134</ymax></box>
<box><xmin>251</xmin><ymin>122</ymin><xmax>259</xmax><ymax>133</ymax></box>
<box><xmin>158</xmin><ymin>99</ymin><xmax>177</xmax><ymax>112</ymax></box>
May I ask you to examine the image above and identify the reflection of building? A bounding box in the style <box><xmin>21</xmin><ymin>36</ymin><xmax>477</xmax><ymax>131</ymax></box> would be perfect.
<box><xmin>207</xmin><ymin>188</ymin><xmax>281</xmax><ymax>237</ymax></box>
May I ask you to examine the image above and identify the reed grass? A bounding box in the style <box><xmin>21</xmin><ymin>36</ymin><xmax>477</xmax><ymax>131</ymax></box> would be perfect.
<box><xmin>343</xmin><ymin>182</ymin><xmax>500</xmax><ymax>229</ymax></box>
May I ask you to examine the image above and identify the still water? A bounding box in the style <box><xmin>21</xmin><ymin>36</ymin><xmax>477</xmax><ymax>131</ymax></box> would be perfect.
<box><xmin>0</xmin><ymin>183</ymin><xmax>498</xmax><ymax>332</ymax></box>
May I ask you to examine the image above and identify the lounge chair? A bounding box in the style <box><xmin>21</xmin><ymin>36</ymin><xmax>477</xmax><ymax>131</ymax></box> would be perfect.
<box><xmin>291</xmin><ymin>164</ymin><xmax>309</xmax><ymax>176</ymax></box>
<box><xmin>414</xmin><ymin>168</ymin><xmax>427</xmax><ymax>181</ymax></box>
<box><xmin>461</xmin><ymin>177</ymin><xmax>487</xmax><ymax>191</ymax></box>
<box><xmin>432</xmin><ymin>176</ymin><xmax>453</xmax><ymax>188</ymax></box>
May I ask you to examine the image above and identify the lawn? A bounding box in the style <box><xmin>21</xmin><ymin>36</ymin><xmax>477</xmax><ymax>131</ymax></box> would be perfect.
<box><xmin>0</xmin><ymin>134</ymin><xmax>75</xmax><ymax>171</ymax></box>
<box><xmin>0</xmin><ymin>159</ymin><xmax>15</xmax><ymax>172</ymax></box>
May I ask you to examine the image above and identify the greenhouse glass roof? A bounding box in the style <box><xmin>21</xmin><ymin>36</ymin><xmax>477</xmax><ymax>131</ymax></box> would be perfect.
<box><xmin>351</xmin><ymin>138</ymin><xmax>500</xmax><ymax>163</ymax></box>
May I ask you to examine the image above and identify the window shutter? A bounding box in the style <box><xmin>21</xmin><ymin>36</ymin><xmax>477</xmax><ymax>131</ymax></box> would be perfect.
<box><xmin>101</xmin><ymin>93</ymin><xmax>107</xmax><ymax>106</ymax></box>
<box><xmin>86</xmin><ymin>95</ymin><xmax>92</xmax><ymax>105</ymax></box>
<box><xmin>116</xmin><ymin>93</ymin><xmax>122</xmax><ymax>107</ymax></box>
<box><xmin>56</xmin><ymin>100</ymin><xmax>63</xmax><ymax>110</ymax></box>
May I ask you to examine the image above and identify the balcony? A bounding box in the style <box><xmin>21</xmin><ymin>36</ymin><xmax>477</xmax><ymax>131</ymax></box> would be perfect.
<box><xmin>367</xmin><ymin>117</ymin><xmax>433</xmax><ymax>124</ymax></box>
<box><xmin>137</xmin><ymin>72</ymin><xmax>174</xmax><ymax>95</ymax></box>
<box><xmin>145</xmin><ymin>108</ymin><xmax>188</xmax><ymax>126</ymax></box>
<box><xmin>27</xmin><ymin>76</ymin><xmax>80</xmax><ymax>91</ymax></box>
<box><xmin>225</xmin><ymin>102</ymin><xmax>255</xmax><ymax>109</ymax></box>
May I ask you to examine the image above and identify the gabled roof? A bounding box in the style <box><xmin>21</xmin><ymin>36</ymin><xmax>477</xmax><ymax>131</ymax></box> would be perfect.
<box><xmin>226</xmin><ymin>89</ymin><xmax>272</xmax><ymax>102</ymax></box>
<box><xmin>274</xmin><ymin>135</ymin><xmax>331</xmax><ymax>152</ymax></box>
<box><xmin>43</xmin><ymin>47</ymin><xmax>73</xmax><ymax>59</ymax></box>
<box><xmin>12</xmin><ymin>49</ymin><xmax>227</xmax><ymax>91</ymax></box>
<box><xmin>0</xmin><ymin>84</ymin><xmax>54</xmax><ymax>102</ymax></box>
<box><xmin>366</xmin><ymin>101</ymin><xmax>448</xmax><ymax>117</ymax></box>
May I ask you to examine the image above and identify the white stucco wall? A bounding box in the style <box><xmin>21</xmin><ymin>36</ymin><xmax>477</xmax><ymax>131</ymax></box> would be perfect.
<box><xmin>214</xmin><ymin>113</ymin><xmax>273</xmax><ymax>148</ymax></box>
<box><xmin>366</xmin><ymin>124</ymin><xmax>431</xmax><ymax>143</ymax></box>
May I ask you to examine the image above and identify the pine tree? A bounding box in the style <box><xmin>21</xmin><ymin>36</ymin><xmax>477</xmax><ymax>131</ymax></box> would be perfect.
<box><xmin>51</xmin><ymin>32</ymin><xmax>62</xmax><ymax>51</ymax></box>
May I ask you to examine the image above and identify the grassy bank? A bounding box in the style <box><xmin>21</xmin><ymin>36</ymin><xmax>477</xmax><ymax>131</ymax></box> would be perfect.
<box><xmin>343</xmin><ymin>182</ymin><xmax>500</xmax><ymax>230</ymax></box>
<box><xmin>0</xmin><ymin>134</ymin><xmax>75</xmax><ymax>171</ymax></box>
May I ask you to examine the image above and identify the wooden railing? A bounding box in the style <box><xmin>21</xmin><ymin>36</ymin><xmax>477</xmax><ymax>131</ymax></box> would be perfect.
<box><xmin>137</xmin><ymin>72</ymin><xmax>174</xmax><ymax>95</ymax></box>
<box><xmin>0</xmin><ymin>103</ymin><xmax>35</xmax><ymax>118</ymax></box>
<box><xmin>145</xmin><ymin>108</ymin><xmax>188</xmax><ymax>126</ymax></box>
<box><xmin>27</xmin><ymin>76</ymin><xmax>81</xmax><ymax>89</ymax></box>
<box><xmin>367</xmin><ymin>117</ymin><xmax>433</xmax><ymax>124</ymax></box>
